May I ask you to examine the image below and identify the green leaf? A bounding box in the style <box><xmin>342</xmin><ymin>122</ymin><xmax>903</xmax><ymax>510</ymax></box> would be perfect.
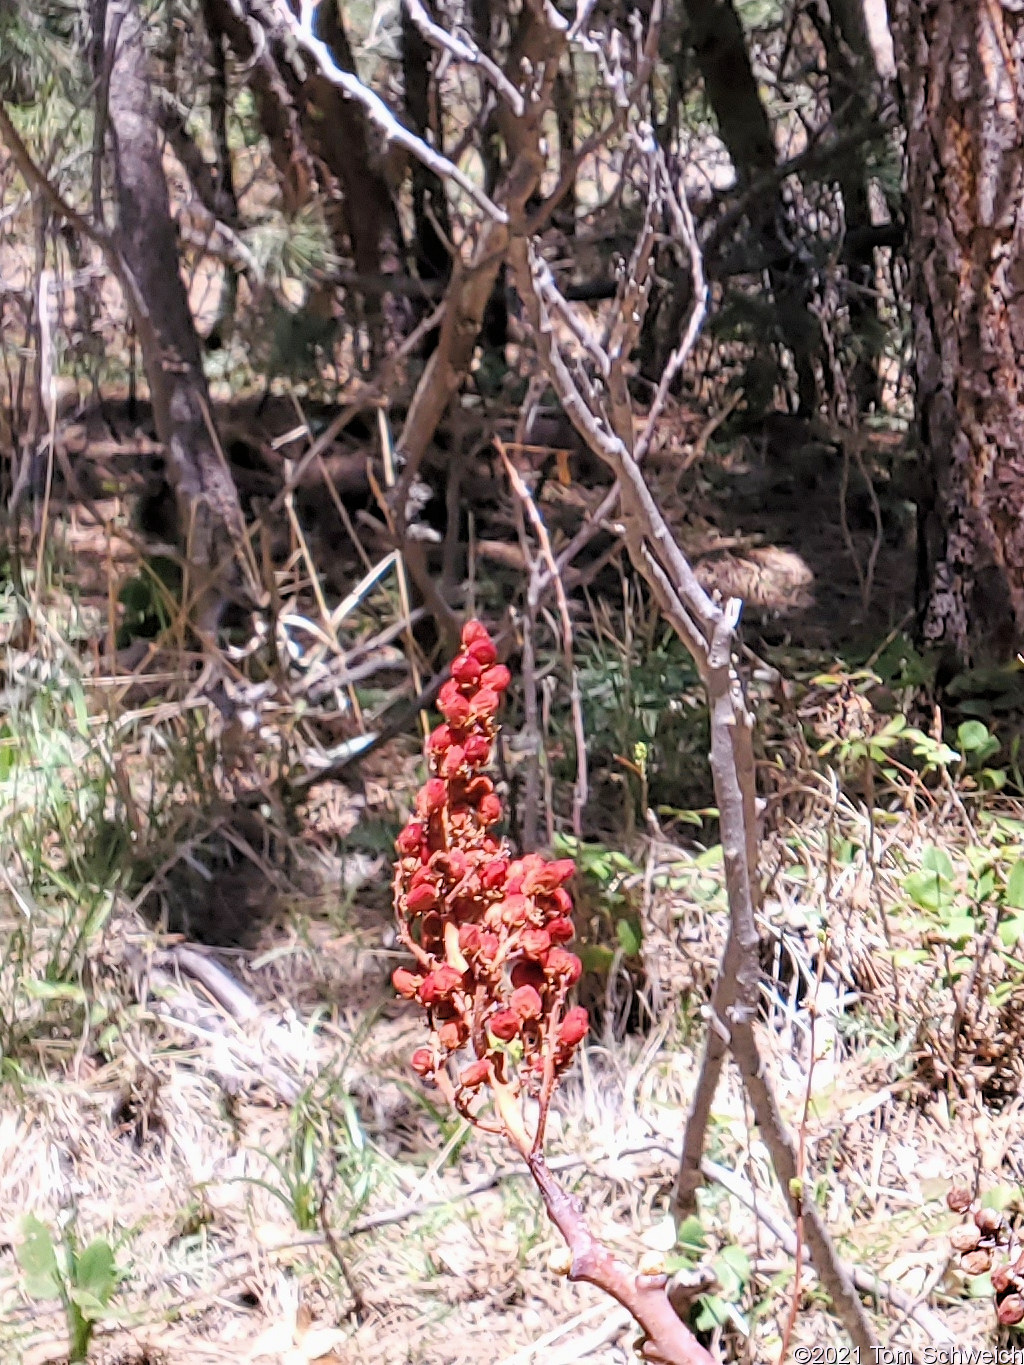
<box><xmin>67</xmin><ymin>1285</ymin><xmax>109</xmax><ymax>1320</ymax></box>
<box><xmin>712</xmin><ymin>1249</ymin><xmax>746</xmax><ymax>1301</ymax></box>
<box><xmin>22</xmin><ymin>980</ymin><xmax>87</xmax><ymax>1003</ymax></box>
<box><xmin>938</xmin><ymin>915</ymin><xmax>976</xmax><ymax>943</ymax></box>
<box><xmin>998</xmin><ymin>916</ymin><xmax>1024</xmax><ymax>948</ymax></box>
<box><xmin>616</xmin><ymin>917</ymin><xmax>643</xmax><ymax>957</ymax></box>
<box><xmin>656</xmin><ymin>806</ymin><xmax>705</xmax><ymax>827</ymax></box>
<box><xmin>695</xmin><ymin>1294</ymin><xmax>730</xmax><ymax>1330</ymax></box>
<box><xmin>718</xmin><ymin>1243</ymin><xmax>751</xmax><ymax>1285</ymax></box>
<box><xmin>903</xmin><ymin>870</ymin><xmax>953</xmax><ymax>912</ymax></box>
<box><xmin>16</xmin><ymin>1216</ymin><xmax>60</xmax><ymax>1301</ymax></box>
<box><xmin>73</xmin><ymin>1240</ymin><xmax>116</xmax><ymax>1308</ymax></box>
<box><xmin>974</xmin><ymin>868</ymin><xmax>996</xmax><ymax>900</ymax></box>
<box><xmin>695</xmin><ymin>845</ymin><xmax>724</xmax><ymax>870</ymax></box>
<box><xmin>578</xmin><ymin>944</ymin><xmax>614</xmax><ymax>975</ymax></box>
<box><xmin>921</xmin><ymin>845</ymin><xmax>955</xmax><ymax>880</ymax></box>
<box><xmin>676</xmin><ymin>1216</ymin><xmax>706</xmax><ymax>1253</ymax></box>
<box><xmin>879</xmin><ymin>714</ymin><xmax>908</xmax><ymax>737</ymax></box>
<box><xmin>958</xmin><ymin>719</ymin><xmax>992</xmax><ymax>750</ymax></box>
<box><xmin>892</xmin><ymin>948</ymin><xmax>929</xmax><ymax>966</ymax></box>
<box><xmin>1006</xmin><ymin>860</ymin><xmax>1024</xmax><ymax>910</ymax></box>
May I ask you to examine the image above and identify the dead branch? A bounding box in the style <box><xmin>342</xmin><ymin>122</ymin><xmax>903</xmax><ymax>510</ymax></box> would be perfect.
<box><xmin>507</xmin><ymin>126</ymin><xmax>881</xmax><ymax>1354</ymax></box>
<box><xmin>274</xmin><ymin>0</ymin><xmax>507</xmax><ymax>223</ymax></box>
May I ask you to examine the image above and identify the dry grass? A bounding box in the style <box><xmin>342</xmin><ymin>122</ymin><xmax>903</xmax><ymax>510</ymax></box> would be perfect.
<box><xmin>0</xmin><ymin>478</ymin><xmax>1017</xmax><ymax>1364</ymax></box>
<box><xmin>0</xmin><ymin>709</ymin><xmax>1018</xmax><ymax>1362</ymax></box>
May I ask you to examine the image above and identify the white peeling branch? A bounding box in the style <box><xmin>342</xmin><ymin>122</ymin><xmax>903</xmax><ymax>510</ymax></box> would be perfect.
<box><xmin>635</xmin><ymin>144</ymin><xmax>708</xmax><ymax>465</ymax></box>
<box><xmin>531</xmin><ymin>254</ymin><xmax>611</xmax><ymax>379</ymax></box>
<box><xmin>515</xmin><ymin>236</ymin><xmax>720</xmax><ymax>641</ymax></box>
<box><xmin>402</xmin><ymin>0</ymin><xmax>525</xmax><ymax>116</ymax></box>
<box><xmin>273</xmin><ymin>0</ymin><xmax>508</xmax><ymax>223</ymax></box>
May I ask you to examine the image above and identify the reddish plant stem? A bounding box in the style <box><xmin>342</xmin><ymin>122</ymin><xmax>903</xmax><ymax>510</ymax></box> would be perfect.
<box><xmin>527</xmin><ymin>1153</ymin><xmax>716</xmax><ymax>1365</ymax></box>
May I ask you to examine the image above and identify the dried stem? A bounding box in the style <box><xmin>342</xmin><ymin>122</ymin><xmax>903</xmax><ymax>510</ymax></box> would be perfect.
<box><xmin>498</xmin><ymin>441</ymin><xmax>588</xmax><ymax>837</ymax></box>
<box><xmin>507</xmin><ymin>125</ymin><xmax>882</xmax><ymax>1355</ymax></box>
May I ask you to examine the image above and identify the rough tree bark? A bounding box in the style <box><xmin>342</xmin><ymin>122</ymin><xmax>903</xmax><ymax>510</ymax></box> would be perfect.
<box><xmin>890</xmin><ymin>0</ymin><xmax>1024</xmax><ymax>664</ymax></box>
<box><xmin>104</xmin><ymin>0</ymin><xmax>254</xmax><ymax>627</ymax></box>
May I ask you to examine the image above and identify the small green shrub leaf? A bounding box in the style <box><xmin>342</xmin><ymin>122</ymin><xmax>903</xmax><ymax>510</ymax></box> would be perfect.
<box><xmin>616</xmin><ymin>917</ymin><xmax>643</xmax><ymax>956</ymax></box>
<box><xmin>16</xmin><ymin>1216</ymin><xmax>60</xmax><ymax>1301</ymax></box>
<box><xmin>73</xmin><ymin>1240</ymin><xmax>116</xmax><ymax>1308</ymax></box>
<box><xmin>921</xmin><ymin>845</ymin><xmax>955</xmax><ymax>880</ymax></box>
<box><xmin>1005</xmin><ymin>860</ymin><xmax>1024</xmax><ymax>910</ymax></box>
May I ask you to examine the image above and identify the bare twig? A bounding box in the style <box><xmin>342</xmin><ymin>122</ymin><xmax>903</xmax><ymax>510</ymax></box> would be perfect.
<box><xmin>508</xmin><ymin>131</ymin><xmax>881</xmax><ymax>1354</ymax></box>
<box><xmin>402</xmin><ymin>0</ymin><xmax>525</xmax><ymax>114</ymax></box>
<box><xmin>274</xmin><ymin>0</ymin><xmax>508</xmax><ymax>223</ymax></box>
<box><xmin>498</xmin><ymin>440</ymin><xmax>588</xmax><ymax>837</ymax></box>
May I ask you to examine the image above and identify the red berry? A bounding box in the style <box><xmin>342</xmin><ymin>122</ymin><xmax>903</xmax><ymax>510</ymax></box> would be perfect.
<box><xmin>525</xmin><ymin>859</ymin><xmax>577</xmax><ymax>895</ymax></box>
<box><xmin>961</xmin><ymin>1249</ymin><xmax>993</xmax><ymax>1276</ymax></box>
<box><xmin>478</xmin><ymin>793</ymin><xmax>503</xmax><ymax>825</ymax></box>
<box><xmin>393</xmin><ymin>968</ymin><xmax>422</xmax><ymax>998</ymax></box>
<box><xmin>459</xmin><ymin>1059</ymin><xmax>491</xmax><ymax>1089</ymax></box>
<box><xmin>992</xmin><ymin>1265</ymin><xmax>1015</xmax><ymax>1294</ymax></box>
<box><xmin>488</xmin><ymin>1009</ymin><xmax>520</xmax><ymax>1041</ymax></box>
<box><xmin>428</xmin><ymin>724</ymin><xmax>453</xmax><ymax>754</ymax></box>
<box><xmin>481</xmin><ymin>859</ymin><xmax>508</xmax><ymax>890</ymax></box>
<box><xmin>511</xmin><ymin>984</ymin><xmax>543</xmax><ymax>1020</ymax></box>
<box><xmin>463</xmin><ymin>734</ymin><xmax>491</xmax><ymax>765</ymax></box>
<box><xmin>451</xmin><ymin>654</ymin><xmax>482</xmax><ymax>686</ymax></box>
<box><xmin>548</xmin><ymin>887</ymin><xmax>573</xmax><ymax>915</ymax></box>
<box><xmin>439</xmin><ymin>693</ymin><xmax>473</xmax><ymax>727</ymax></box>
<box><xmin>522</xmin><ymin>927</ymin><xmax>552</xmax><ymax>959</ymax></box>
<box><xmin>480</xmin><ymin>664</ymin><xmax>512</xmax><ymax>692</ymax></box>
<box><xmin>558</xmin><ymin>1006</ymin><xmax>589</xmax><ymax>1047</ymax></box>
<box><xmin>547</xmin><ymin>917</ymin><xmax>575</xmax><ymax>943</ymax></box>
<box><xmin>417</xmin><ymin>974</ymin><xmax>441</xmax><ymax>1005</ymax></box>
<box><xmin>461</xmin><ymin>619</ymin><xmax>491</xmax><ymax>648</ymax></box>
<box><xmin>441</xmin><ymin>745</ymin><xmax>467</xmax><ymax>778</ymax></box>
<box><xmin>418</xmin><ymin>778</ymin><xmax>447</xmax><ymax>815</ymax></box>
<box><xmin>438</xmin><ymin>678</ymin><xmax>462</xmax><ymax>707</ymax></box>
<box><xmin>546</xmin><ymin>949</ymin><xmax>583</xmax><ymax>984</ymax></box>
<box><xmin>431</xmin><ymin>848</ymin><xmax>467</xmax><ymax>882</ymax></box>
<box><xmin>438</xmin><ymin>1019</ymin><xmax>467</xmax><ymax>1050</ymax></box>
<box><xmin>467</xmin><ymin>637</ymin><xmax>498</xmax><ymax>667</ymax></box>
<box><xmin>406</xmin><ymin>882</ymin><xmax>440</xmax><ymax>914</ymax></box>
<box><xmin>411</xmin><ymin>1048</ymin><xmax>433</xmax><ymax>1076</ymax></box>
<box><xmin>999</xmin><ymin>1294</ymin><xmax>1024</xmax><ymax>1326</ymax></box>
<box><xmin>458</xmin><ymin>923</ymin><xmax>482</xmax><ymax>953</ymax></box>
<box><xmin>947</xmin><ymin>1186</ymin><xmax>974</xmax><ymax>1214</ymax></box>
<box><xmin>500</xmin><ymin>895</ymin><xmax>529</xmax><ymax>927</ymax></box>
<box><xmin>433</xmin><ymin>964</ymin><xmax>464</xmax><ymax>996</ymax></box>
<box><xmin>396</xmin><ymin>823</ymin><xmax>425</xmax><ymax>856</ymax></box>
<box><xmin>472</xmin><ymin>688</ymin><xmax>501</xmax><ymax>719</ymax></box>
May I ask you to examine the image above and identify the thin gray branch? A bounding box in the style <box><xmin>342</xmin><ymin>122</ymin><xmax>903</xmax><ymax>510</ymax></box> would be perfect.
<box><xmin>273</xmin><ymin>0</ymin><xmax>508</xmax><ymax>223</ymax></box>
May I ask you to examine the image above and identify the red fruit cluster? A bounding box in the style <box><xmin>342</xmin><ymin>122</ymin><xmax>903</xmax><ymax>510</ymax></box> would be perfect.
<box><xmin>946</xmin><ymin>1186</ymin><xmax>1024</xmax><ymax>1325</ymax></box>
<box><xmin>392</xmin><ymin>619</ymin><xmax>589</xmax><ymax>1135</ymax></box>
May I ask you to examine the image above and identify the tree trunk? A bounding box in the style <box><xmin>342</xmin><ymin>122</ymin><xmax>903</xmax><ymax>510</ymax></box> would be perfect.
<box><xmin>105</xmin><ymin>0</ymin><xmax>251</xmax><ymax>628</ymax></box>
<box><xmin>890</xmin><ymin>0</ymin><xmax>1024</xmax><ymax>663</ymax></box>
<box><xmin>202</xmin><ymin>0</ymin><xmax>316</xmax><ymax>216</ymax></box>
<box><xmin>683</xmin><ymin>0</ymin><xmax>820</xmax><ymax>412</ymax></box>
<box><xmin>303</xmin><ymin>0</ymin><xmax>406</xmax><ymax>353</ymax></box>
<box><xmin>808</xmin><ymin>0</ymin><xmax>888</xmax><ymax>413</ymax></box>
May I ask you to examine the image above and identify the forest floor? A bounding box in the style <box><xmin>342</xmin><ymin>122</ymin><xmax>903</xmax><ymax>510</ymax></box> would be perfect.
<box><xmin>0</xmin><ymin>398</ymin><xmax>1021</xmax><ymax>1364</ymax></box>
